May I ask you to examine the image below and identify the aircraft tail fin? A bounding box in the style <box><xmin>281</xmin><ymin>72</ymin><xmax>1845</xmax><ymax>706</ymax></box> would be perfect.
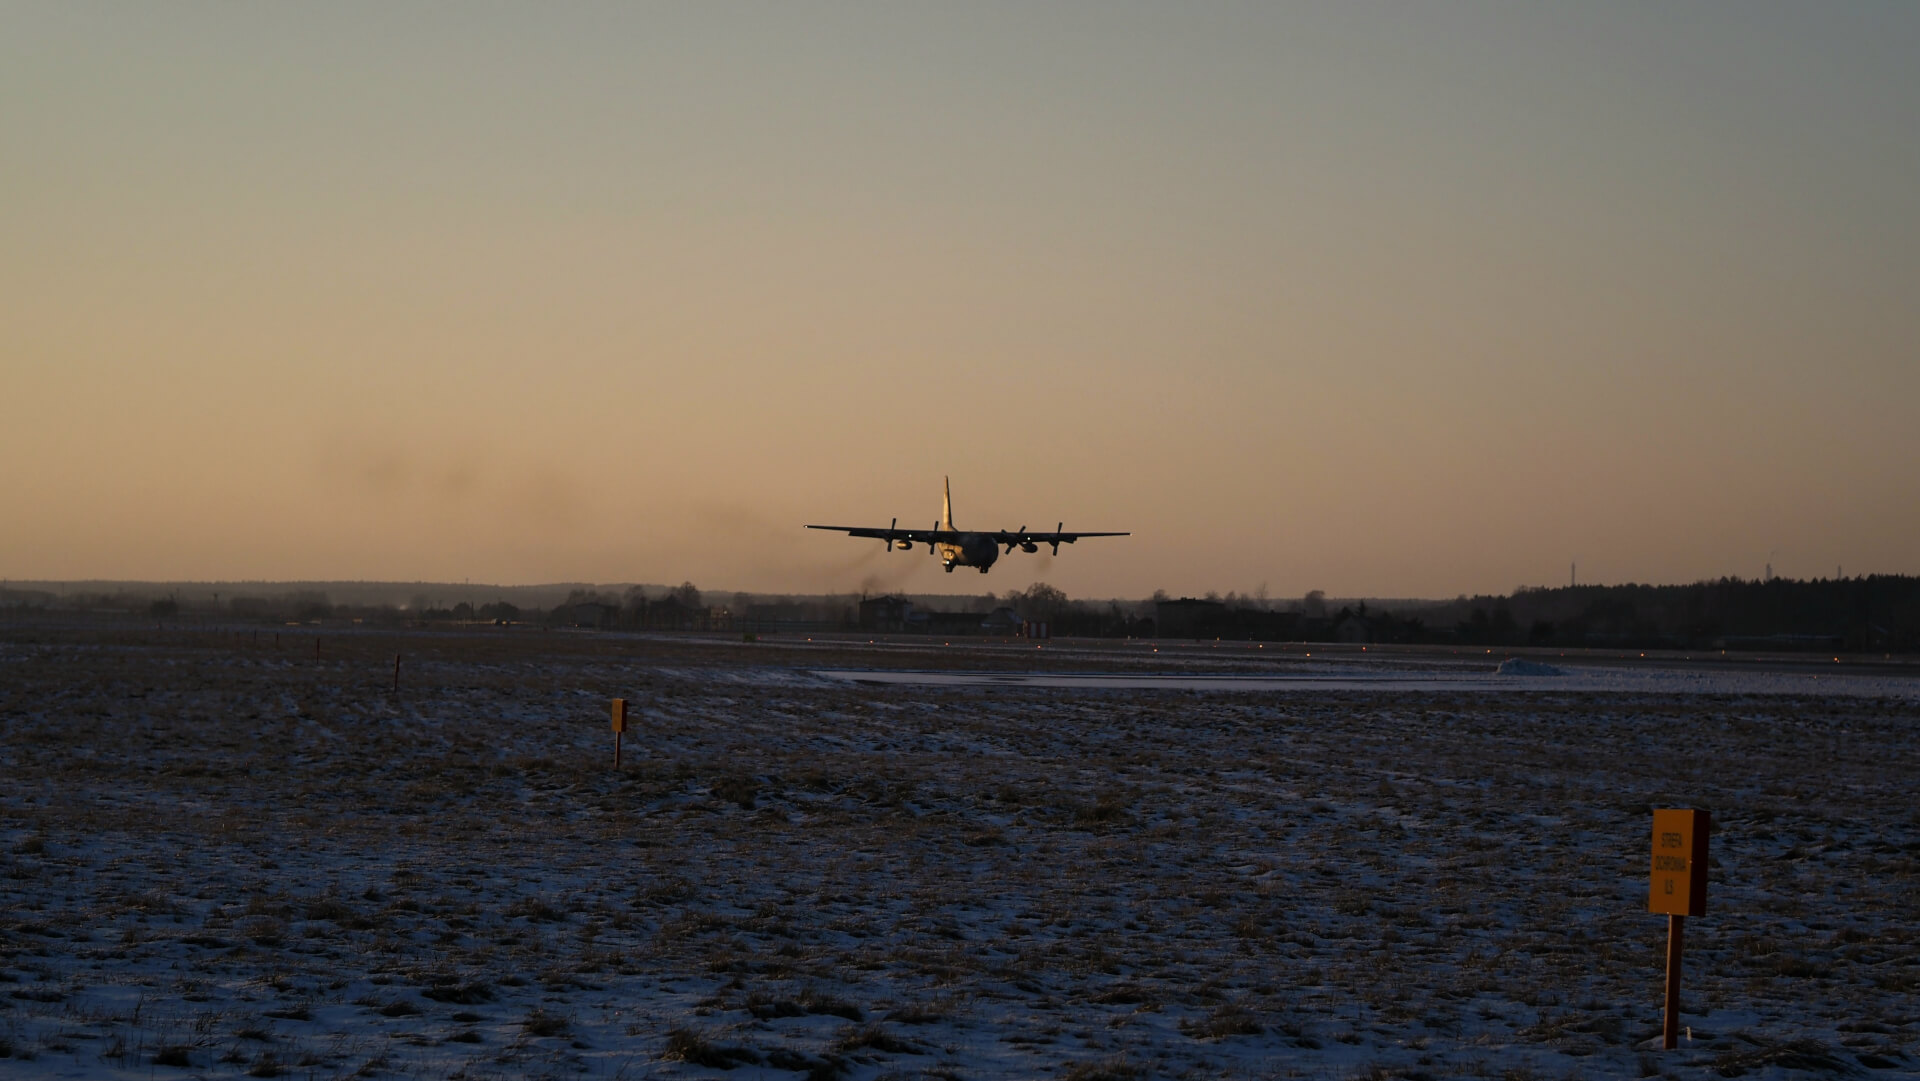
<box><xmin>942</xmin><ymin>476</ymin><xmax>955</xmax><ymax>530</ymax></box>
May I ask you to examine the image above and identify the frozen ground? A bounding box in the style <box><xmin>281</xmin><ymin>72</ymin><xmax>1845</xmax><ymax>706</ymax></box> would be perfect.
<box><xmin>2</xmin><ymin>625</ymin><xmax>1917</xmax><ymax>1080</ymax></box>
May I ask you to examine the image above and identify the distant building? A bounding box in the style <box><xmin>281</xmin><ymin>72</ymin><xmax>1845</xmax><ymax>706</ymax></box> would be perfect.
<box><xmin>859</xmin><ymin>596</ymin><xmax>917</xmax><ymax>633</ymax></box>
<box><xmin>740</xmin><ymin>600</ymin><xmax>842</xmax><ymax>634</ymax></box>
<box><xmin>1333</xmin><ymin>609</ymin><xmax>1372</xmax><ymax>643</ymax></box>
<box><xmin>981</xmin><ymin>606</ymin><xmax>1021</xmax><ymax>635</ymax></box>
<box><xmin>924</xmin><ymin>609</ymin><xmax>989</xmax><ymax>636</ymax></box>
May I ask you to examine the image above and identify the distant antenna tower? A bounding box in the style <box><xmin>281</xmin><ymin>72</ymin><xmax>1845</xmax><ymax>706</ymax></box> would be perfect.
<box><xmin>1570</xmin><ymin>562</ymin><xmax>1576</xmax><ymax>588</ymax></box>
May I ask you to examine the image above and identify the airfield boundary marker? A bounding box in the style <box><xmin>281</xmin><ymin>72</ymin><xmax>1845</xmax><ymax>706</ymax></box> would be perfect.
<box><xmin>610</xmin><ymin>697</ymin><xmax>628</xmax><ymax>766</ymax></box>
<box><xmin>1650</xmin><ymin>807</ymin><xmax>1710</xmax><ymax>1050</ymax></box>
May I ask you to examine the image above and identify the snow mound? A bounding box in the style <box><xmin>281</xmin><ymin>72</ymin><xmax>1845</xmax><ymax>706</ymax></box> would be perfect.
<box><xmin>1496</xmin><ymin>657</ymin><xmax>1566</xmax><ymax>677</ymax></box>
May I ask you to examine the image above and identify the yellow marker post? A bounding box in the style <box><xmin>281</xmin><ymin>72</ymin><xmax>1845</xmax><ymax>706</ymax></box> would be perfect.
<box><xmin>1649</xmin><ymin>808</ymin><xmax>1710</xmax><ymax>1050</ymax></box>
<box><xmin>610</xmin><ymin>698</ymin><xmax>628</xmax><ymax>767</ymax></box>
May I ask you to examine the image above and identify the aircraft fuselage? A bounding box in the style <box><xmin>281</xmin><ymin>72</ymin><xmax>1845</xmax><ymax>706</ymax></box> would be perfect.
<box><xmin>939</xmin><ymin>533</ymin><xmax>1000</xmax><ymax>573</ymax></box>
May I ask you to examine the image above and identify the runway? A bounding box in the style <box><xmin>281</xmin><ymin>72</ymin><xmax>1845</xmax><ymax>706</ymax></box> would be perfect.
<box><xmin>812</xmin><ymin>658</ymin><xmax>1920</xmax><ymax>697</ymax></box>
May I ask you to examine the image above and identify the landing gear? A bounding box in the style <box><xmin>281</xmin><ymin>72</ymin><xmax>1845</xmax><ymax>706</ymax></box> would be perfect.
<box><xmin>978</xmin><ymin>566</ymin><xmax>990</xmax><ymax>573</ymax></box>
<box><xmin>943</xmin><ymin>563</ymin><xmax>955</xmax><ymax>573</ymax></box>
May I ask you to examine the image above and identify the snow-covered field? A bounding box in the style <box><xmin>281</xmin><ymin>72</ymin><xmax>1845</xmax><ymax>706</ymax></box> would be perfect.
<box><xmin>3</xmin><ymin>626</ymin><xmax>1917</xmax><ymax>1080</ymax></box>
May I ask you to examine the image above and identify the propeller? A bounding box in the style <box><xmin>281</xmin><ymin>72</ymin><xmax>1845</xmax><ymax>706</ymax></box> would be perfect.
<box><xmin>1050</xmin><ymin>521</ymin><xmax>1064</xmax><ymax>556</ymax></box>
<box><xmin>1005</xmin><ymin>525</ymin><xmax>1026</xmax><ymax>554</ymax></box>
<box><xmin>885</xmin><ymin>517</ymin><xmax>898</xmax><ymax>552</ymax></box>
<box><xmin>929</xmin><ymin>520</ymin><xmax>939</xmax><ymax>555</ymax></box>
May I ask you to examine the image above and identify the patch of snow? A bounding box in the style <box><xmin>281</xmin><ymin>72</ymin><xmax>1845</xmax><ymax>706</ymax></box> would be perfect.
<box><xmin>1496</xmin><ymin>657</ymin><xmax>1566</xmax><ymax>676</ymax></box>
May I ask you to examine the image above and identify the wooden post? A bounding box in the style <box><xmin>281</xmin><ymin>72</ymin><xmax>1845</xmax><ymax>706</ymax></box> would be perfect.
<box><xmin>1663</xmin><ymin>914</ymin><xmax>1685</xmax><ymax>1049</ymax></box>
<box><xmin>610</xmin><ymin>698</ymin><xmax>628</xmax><ymax>767</ymax></box>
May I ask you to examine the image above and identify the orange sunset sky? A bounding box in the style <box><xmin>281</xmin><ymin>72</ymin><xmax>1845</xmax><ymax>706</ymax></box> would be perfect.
<box><xmin>4</xmin><ymin>4</ymin><xmax>1916</xmax><ymax>599</ymax></box>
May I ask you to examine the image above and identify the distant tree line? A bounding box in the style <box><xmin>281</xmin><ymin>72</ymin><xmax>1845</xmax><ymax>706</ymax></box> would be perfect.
<box><xmin>0</xmin><ymin>588</ymin><xmax>517</xmax><ymax>627</ymax></box>
<box><xmin>1420</xmin><ymin>575</ymin><xmax>1919</xmax><ymax>651</ymax></box>
<box><xmin>997</xmin><ymin>583</ymin><xmax>1155</xmax><ymax>637</ymax></box>
<box><xmin>1142</xmin><ymin>576</ymin><xmax>1920</xmax><ymax>651</ymax></box>
<box><xmin>8</xmin><ymin>574</ymin><xmax>1917</xmax><ymax>651</ymax></box>
<box><xmin>969</xmin><ymin>575</ymin><xmax>1920</xmax><ymax>651</ymax></box>
<box><xmin>548</xmin><ymin>583</ymin><xmax>724</xmax><ymax>631</ymax></box>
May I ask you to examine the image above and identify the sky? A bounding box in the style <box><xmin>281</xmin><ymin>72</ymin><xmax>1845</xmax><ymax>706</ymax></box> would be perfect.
<box><xmin>4</xmin><ymin>2</ymin><xmax>1917</xmax><ymax>600</ymax></box>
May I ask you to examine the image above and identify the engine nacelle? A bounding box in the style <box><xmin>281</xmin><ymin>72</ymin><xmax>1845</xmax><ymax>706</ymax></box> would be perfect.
<box><xmin>1020</xmin><ymin>542</ymin><xmax>1038</xmax><ymax>553</ymax></box>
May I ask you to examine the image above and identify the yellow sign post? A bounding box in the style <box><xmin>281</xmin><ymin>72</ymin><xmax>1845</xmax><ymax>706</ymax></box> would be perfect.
<box><xmin>610</xmin><ymin>698</ymin><xmax>628</xmax><ymax>766</ymax></box>
<box><xmin>1649</xmin><ymin>808</ymin><xmax>1710</xmax><ymax>1049</ymax></box>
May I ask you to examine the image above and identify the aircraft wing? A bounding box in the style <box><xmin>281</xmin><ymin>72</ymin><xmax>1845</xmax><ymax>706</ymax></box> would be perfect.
<box><xmin>806</xmin><ymin>524</ymin><xmax>961</xmax><ymax>545</ymax></box>
<box><xmin>994</xmin><ymin>529</ymin><xmax>1129</xmax><ymax>546</ymax></box>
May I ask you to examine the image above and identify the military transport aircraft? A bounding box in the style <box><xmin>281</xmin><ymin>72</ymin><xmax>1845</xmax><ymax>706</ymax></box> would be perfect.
<box><xmin>807</xmin><ymin>477</ymin><xmax>1128</xmax><ymax>574</ymax></box>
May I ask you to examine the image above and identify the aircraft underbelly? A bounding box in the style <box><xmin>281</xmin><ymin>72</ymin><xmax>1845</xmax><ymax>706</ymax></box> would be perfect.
<box><xmin>940</xmin><ymin>535</ymin><xmax>999</xmax><ymax>568</ymax></box>
<box><xmin>964</xmin><ymin>535</ymin><xmax>997</xmax><ymax>567</ymax></box>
